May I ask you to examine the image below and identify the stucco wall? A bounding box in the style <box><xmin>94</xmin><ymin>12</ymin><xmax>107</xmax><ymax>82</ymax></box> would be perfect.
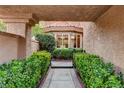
<box><xmin>0</xmin><ymin>33</ymin><xmax>18</xmax><ymax>64</ymax></box>
<box><xmin>6</xmin><ymin>23</ymin><xmax>26</xmax><ymax>37</ymax></box>
<box><xmin>83</xmin><ymin>6</ymin><xmax>124</xmax><ymax>73</ymax></box>
<box><xmin>17</xmin><ymin>37</ymin><xmax>26</xmax><ymax>59</ymax></box>
<box><xmin>31</xmin><ymin>40</ymin><xmax>39</xmax><ymax>53</ymax></box>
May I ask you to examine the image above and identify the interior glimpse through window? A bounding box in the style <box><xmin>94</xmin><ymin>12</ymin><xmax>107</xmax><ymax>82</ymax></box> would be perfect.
<box><xmin>54</xmin><ymin>32</ymin><xmax>82</xmax><ymax>48</ymax></box>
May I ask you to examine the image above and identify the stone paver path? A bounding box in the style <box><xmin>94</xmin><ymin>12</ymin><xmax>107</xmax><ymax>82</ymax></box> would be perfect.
<box><xmin>51</xmin><ymin>60</ymin><xmax>73</xmax><ymax>68</ymax></box>
<box><xmin>40</xmin><ymin>60</ymin><xmax>82</xmax><ymax>88</ymax></box>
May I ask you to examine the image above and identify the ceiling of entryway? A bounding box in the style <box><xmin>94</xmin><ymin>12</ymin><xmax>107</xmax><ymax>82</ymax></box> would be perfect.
<box><xmin>0</xmin><ymin>5</ymin><xmax>111</xmax><ymax>21</ymax></box>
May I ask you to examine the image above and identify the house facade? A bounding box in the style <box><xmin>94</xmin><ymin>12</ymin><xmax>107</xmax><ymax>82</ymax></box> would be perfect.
<box><xmin>41</xmin><ymin>21</ymin><xmax>83</xmax><ymax>48</ymax></box>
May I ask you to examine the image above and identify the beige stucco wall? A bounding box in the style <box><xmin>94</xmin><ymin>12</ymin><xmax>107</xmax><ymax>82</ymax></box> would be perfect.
<box><xmin>0</xmin><ymin>31</ymin><xmax>29</xmax><ymax>64</ymax></box>
<box><xmin>31</xmin><ymin>39</ymin><xmax>39</xmax><ymax>53</ymax></box>
<box><xmin>0</xmin><ymin>33</ymin><xmax>18</xmax><ymax>64</ymax></box>
<box><xmin>17</xmin><ymin>37</ymin><xmax>26</xmax><ymax>59</ymax></box>
<box><xmin>6</xmin><ymin>23</ymin><xmax>26</xmax><ymax>37</ymax></box>
<box><xmin>83</xmin><ymin>6</ymin><xmax>124</xmax><ymax>73</ymax></box>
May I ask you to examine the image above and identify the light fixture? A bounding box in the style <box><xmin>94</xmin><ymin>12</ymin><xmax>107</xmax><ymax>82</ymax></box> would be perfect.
<box><xmin>71</xmin><ymin>35</ymin><xmax>75</xmax><ymax>39</ymax></box>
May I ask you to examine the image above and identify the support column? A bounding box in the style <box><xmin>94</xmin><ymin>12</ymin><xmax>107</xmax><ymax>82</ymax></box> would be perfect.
<box><xmin>62</xmin><ymin>33</ymin><xmax>64</xmax><ymax>48</ymax></box>
<box><xmin>0</xmin><ymin>13</ymin><xmax>38</xmax><ymax>59</ymax></box>
<box><xmin>80</xmin><ymin>34</ymin><xmax>83</xmax><ymax>48</ymax></box>
<box><xmin>76</xmin><ymin>34</ymin><xmax>78</xmax><ymax>48</ymax></box>
<box><xmin>17</xmin><ymin>36</ymin><xmax>26</xmax><ymax>59</ymax></box>
<box><xmin>54</xmin><ymin>33</ymin><xmax>57</xmax><ymax>48</ymax></box>
<box><xmin>26</xmin><ymin>25</ymin><xmax>32</xmax><ymax>57</ymax></box>
<box><xmin>68</xmin><ymin>33</ymin><xmax>71</xmax><ymax>48</ymax></box>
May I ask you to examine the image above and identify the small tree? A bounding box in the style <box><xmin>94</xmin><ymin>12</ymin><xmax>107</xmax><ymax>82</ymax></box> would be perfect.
<box><xmin>0</xmin><ymin>20</ymin><xmax>6</xmax><ymax>32</ymax></box>
<box><xmin>32</xmin><ymin>24</ymin><xmax>43</xmax><ymax>36</ymax></box>
<box><xmin>36</xmin><ymin>33</ymin><xmax>56</xmax><ymax>53</ymax></box>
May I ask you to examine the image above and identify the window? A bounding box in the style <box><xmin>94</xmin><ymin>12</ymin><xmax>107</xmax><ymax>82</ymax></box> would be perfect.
<box><xmin>63</xmin><ymin>34</ymin><xmax>68</xmax><ymax>48</ymax></box>
<box><xmin>77</xmin><ymin>34</ymin><xmax>80</xmax><ymax>48</ymax></box>
<box><xmin>71</xmin><ymin>34</ymin><xmax>76</xmax><ymax>48</ymax></box>
<box><xmin>54</xmin><ymin>32</ymin><xmax>82</xmax><ymax>48</ymax></box>
<box><xmin>56</xmin><ymin>34</ymin><xmax>62</xmax><ymax>48</ymax></box>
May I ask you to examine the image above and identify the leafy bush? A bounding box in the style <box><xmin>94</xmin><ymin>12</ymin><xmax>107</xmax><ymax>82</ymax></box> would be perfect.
<box><xmin>32</xmin><ymin>24</ymin><xmax>43</xmax><ymax>36</ymax></box>
<box><xmin>0</xmin><ymin>51</ymin><xmax>51</xmax><ymax>88</ymax></box>
<box><xmin>52</xmin><ymin>48</ymin><xmax>73</xmax><ymax>59</ymax></box>
<box><xmin>73</xmin><ymin>53</ymin><xmax>124</xmax><ymax>88</ymax></box>
<box><xmin>36</xmin><ymin>34</ymin><xmax>56</xmax><ymax>53</ymax></box>
<box><xmin>0</xmin><ymin>19</ymin><xmax>6</xmax><ymax>31</ymax></box>
<box><xmin>52</xmin><ymin>48</ymin><xmax>85</xmax><ymax>60</ymax></box>
<box><xmin>117</xmin><ymin>72</ymin><xmax>124</xmax><ymax>87</ymax></box>
<box><xmin>73</xmin><ymin>48</ymin><xmax>86</xmax><ymax>53</ymax></box>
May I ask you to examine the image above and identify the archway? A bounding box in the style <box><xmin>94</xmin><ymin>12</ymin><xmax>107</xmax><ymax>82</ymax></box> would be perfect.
<box><xmin>43</xmin><ymin>25</ymin><xmax>83</xmax><ymax>48</ymax></box>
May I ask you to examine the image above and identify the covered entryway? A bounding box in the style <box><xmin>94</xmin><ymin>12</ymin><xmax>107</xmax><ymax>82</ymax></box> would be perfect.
<box><xmin>0</xmin><ymin>5</ymin><xmax>124</xmax><ymax>88</ymax></box>
<box><xmin>0</xmin><ymin>5</ymin><xmax>111</xmax><ymax>65</ymax></box>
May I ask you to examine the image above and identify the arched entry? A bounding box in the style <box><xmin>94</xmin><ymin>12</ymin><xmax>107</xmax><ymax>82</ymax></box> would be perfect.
<box><xmin>43</xmin><ymin>26</ymin><xmax>83</xmax><ymax>48</ymax></box>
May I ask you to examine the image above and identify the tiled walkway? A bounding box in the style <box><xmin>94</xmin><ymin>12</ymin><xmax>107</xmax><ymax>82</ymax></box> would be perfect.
<box><xmin>40</xmin><ymin>60</ymin><xmax>82</xmax><ymax>88</ymax></box>
<box><xmin>51</xmin><ymin>60</ymin><xmax>73</xmax><ymax>68</ymax></box>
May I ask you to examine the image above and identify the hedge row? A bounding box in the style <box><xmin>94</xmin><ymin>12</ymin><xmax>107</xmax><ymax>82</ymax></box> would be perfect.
<box><xmin>0</xmin><ymin>51</ymin><xmax>51</xmax><ymax>88</ymax></box>
<box><xmin>73</xmin><ymin>53</ymin><xmax>124</xmax><ymax>88</ymax></box>
<box><xmin>52</xmin><ymin>48</ymin><xmax>85</xmax><ymax>60</ymax></box>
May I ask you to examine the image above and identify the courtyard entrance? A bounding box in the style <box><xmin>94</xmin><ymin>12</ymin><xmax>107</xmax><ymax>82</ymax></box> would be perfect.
<box><xmin>0</xmin><ymin>5</ymin><xmax>124</xmax><ymax>88</ymax></box>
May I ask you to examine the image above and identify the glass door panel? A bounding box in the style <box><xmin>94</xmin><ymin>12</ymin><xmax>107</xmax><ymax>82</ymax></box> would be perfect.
<box><xmin>55</xmin><ymin>32</ymin><xmax>82</xmax><ymax>48</ymax></box>
<box><xmin>56</xmin><ymin>34</ymin><xmax>62</xmax><ymax>48</ymax></box>
<box><xmin>63</xmin><ymin>34</ymin><xmax>68</xmax><ymax>48</ymax></box>
<box><xmin>77</xmin><ymin>34</ymin><xmax>80</xmax><ymax>48</ymax></box>
<box><xmin>71</xmin><ymin>34</ymin><xmax>76</xmax><ymax>48</ymax></box>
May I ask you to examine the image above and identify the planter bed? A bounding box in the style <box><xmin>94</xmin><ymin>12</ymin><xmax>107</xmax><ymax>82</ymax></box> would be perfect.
<box><xmin>0</xmin><ymin>51</ymin><xmax>51</xmax><ymax>88</ymax></box>
<box><xmin>73</xmin><ymin>53</ymin><xmax>124</xmax><ymax>88</ymax></box>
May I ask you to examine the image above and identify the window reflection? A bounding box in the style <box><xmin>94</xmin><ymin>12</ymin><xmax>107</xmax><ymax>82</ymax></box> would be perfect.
<box><xmin>55</xmin><ymin>32</ymin><xmax>82</xmax><ymax>48</ymax></box>
<box><xmin>71</xmin><ymin>34</ymin><xmax>76</xmax><ymax>48</ymax></box>
<box><xmin>63</xmin><ymin>34</ymin><xmax>68</xmax><ymax>48</ymax></box>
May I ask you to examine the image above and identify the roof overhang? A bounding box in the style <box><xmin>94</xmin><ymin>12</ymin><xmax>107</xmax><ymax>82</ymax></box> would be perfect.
<box><xmin>0</xmin><ymin>5</ymin><xmax>111</xmax><ymax>21</ymax></box>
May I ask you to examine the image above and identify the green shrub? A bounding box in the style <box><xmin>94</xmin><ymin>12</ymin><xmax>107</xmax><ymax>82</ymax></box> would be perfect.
<box><xmin>73</xmin><ymin>53</ymin><xmax>124</xmax><ymax>88</ymax></box>
<box><xmin>36</xmin><ymin>34</ymin><xmax>56</xmax><ymax>53</ymax></box>
<box><xmin>52</xmin><ymin>48</ymin><xmax>73</xmax><ymax>59</ymax></box>
<box><xmin>32</xmin><ymin>24</ymin><xmax>43</xmax><ymax>36</ymax></box>
<box><xmin>0</xmin><ymin>51</ymin><xmax>51</xmax><ymax>88</ymax></box>
<box><xmin>73</xmin><ymin>48</ymin><xmax>86</xmax><ymax>53</ymax></box>
<box><xmin>0</xmin><ymin>19</ymin><xmax>6</xmax><ymax>31</ymax></box>
<box><xmin>117</xmin><ymin>72</ymin><xmax>124</xmax><ymax>87</ymax></box>
<box><xmin>104</xmin><ymin>75</ymin><xmax>122</xmax><ymax>88</ymax></box>
<box><xmin>52</xmin><ymin>48</ymin><xmax>85</xmax><ymax>60</ymax></box>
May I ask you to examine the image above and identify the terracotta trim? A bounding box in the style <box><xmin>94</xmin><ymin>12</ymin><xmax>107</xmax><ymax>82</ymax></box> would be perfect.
<box><xmin>45</xmin><ymin>30</ymin><xmax>83</xmax><ymax>34</ymax></box>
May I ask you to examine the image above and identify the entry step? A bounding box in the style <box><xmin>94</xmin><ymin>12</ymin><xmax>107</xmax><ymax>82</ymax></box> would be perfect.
<box><xmin>51</xmin><ymin>60</ymin><xmax>73</xmax><ymax>68</ymax></box>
